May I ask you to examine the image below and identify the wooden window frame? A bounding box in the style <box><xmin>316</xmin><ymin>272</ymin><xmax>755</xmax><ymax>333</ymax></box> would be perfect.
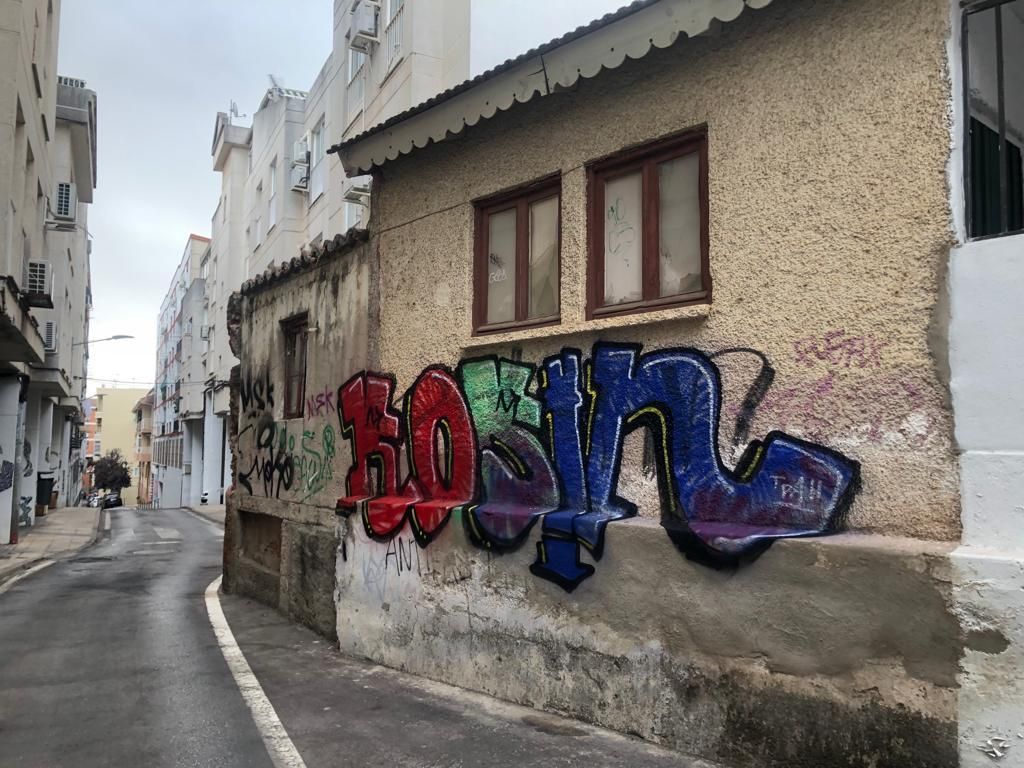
<box><xmin>473</xmin><ymin>175</ymin><xmax>561</xmax><ymax>335</ymax></box>
<box><xmin>586</xmin><ymin>128</ymin><xmax>710</xmax><ymax>319</ymax></box>
<box><xmin>281</xmin><ymin>313</ymin><xmax>309</xmax><ymax>419</ymax></box>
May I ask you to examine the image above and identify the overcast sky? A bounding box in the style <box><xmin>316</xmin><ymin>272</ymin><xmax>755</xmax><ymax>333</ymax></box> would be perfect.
<box><xmin>58</xmin><ymin>1</ymin><xmax>624</xmax><ymax>395</ymax></box>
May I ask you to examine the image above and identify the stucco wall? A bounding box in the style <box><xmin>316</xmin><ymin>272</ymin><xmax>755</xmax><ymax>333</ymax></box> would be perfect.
<box><xmin>371</xmin><ymin>0</ymin><xmax>958</xmax><ymax>541</ymax></box>
<box><xmin>228</xmin><ymin>237</ymin><xmax>370</xmax><ymax>634</ymax></box>
<box><xmin>323</xmin><ymin>0</ymin><xmax>964</xmax><ymax>763</ymax></box>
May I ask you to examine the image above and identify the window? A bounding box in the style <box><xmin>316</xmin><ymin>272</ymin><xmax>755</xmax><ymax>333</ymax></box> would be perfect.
<box><xmin>473</xmin><ymin>177</ymin><xmax>560</xmax><ymax>333</ymax></box>
<box><xmin>282</xmin><ymin>315</ymin><xmax>309</xmax><ymax>419</ymax></box>
<box><xmin>309</xmin><ymin>119</ymin><xmax>326</xmax><ymax>202</ymax></box>
<box><xmin>348</xmin><ymin>48</ymin><xmax>366</xmax><ymax>84</ymax></box>
<box><xmin>963</xmin><ymin>1</ymin><xmax>1024</xmax><ymax>238</ymax></box>
<box><xmin>587</xmin><ymin>129</ymin><xmax>708</xmax><ymax>317</ymax></box>
<box><xmin>255</xmin><ymin>216</ymin><xmax>263</xmax><ymax>249</ymax></box>
<box><xmin>268</xmin><ymin>158</ymin><xmax>277</xmax><ymax>230</ymax></box>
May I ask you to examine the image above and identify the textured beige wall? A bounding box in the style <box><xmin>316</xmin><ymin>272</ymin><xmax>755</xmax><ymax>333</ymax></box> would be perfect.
<box><xmin>370</xmin><ymin>0</ymin><xmax>958</xmax><ymax>540</ymax></box>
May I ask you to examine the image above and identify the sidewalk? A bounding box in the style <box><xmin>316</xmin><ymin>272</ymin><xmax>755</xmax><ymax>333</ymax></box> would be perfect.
<box><xmin>0</xmin><ymin>506</ymin><xmax>102</xmax><ymax>584</ymax></box>
<box><xmin>186</xmin><ymin>504</ymin><xmax>225</xmax><ymax>527</ymax></box>
<box><xmin>221</xmin><ymin>591</ymin><xmax>719</xmax><ymax>768</ymax></box>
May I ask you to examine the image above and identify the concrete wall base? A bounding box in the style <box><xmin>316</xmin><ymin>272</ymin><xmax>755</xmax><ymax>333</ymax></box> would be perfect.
<box><xmin>336</xmin><ymin>514</ymin><xmax>961</xmax><ymax>768</ymax></box>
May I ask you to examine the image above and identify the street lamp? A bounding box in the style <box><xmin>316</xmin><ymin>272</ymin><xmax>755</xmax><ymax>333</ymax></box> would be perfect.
<box><xmin>73</xmin><ymin>335</ymin><xmax>134</xmax><ymax>347</ymax></box>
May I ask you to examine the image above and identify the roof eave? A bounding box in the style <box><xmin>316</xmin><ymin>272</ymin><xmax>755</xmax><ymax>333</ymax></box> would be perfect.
<box><xmin>334</xmin><ymin>0</ymin><xmax>773</xmax><ymax>176</ymax></box>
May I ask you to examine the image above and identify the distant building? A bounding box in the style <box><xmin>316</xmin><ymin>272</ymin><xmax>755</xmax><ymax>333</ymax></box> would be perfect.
<box><xmin>132</xmin><ymin>388</ymin><xmax>154</xmax><ymax>504</ymax></box>
<box><xmin>85</xmin><ymin>387</ymin><xmax>148</xmax><ymax>499</ymax></box>
<box><xmin>151</xmin><ymin>235</ymin><xmax>210</xmax><ymax>508</ymax></box>
<box><xmin>0</xmin><ymin>0</ymin><xmax>96</xmax><ymax>538</ymax></box>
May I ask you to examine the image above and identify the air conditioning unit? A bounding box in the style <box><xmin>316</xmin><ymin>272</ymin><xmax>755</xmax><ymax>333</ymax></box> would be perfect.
<box><xmin>292</xmin><ymin>135</ymin><xmax>309</xmax><ymax>166</ymax></box>
<box><xmin>54</xmin><ymin>182</ymin><xmax>76</xmax><ymax>221</ymax></box>
<box><xmin>289</xmin><ymin>164</ymin><xmax>309</xmax><ymax>192</ymax></box>
<box><xmin>23</xmin><ymin>260</ymin><xmax>53</xmax><ymax>308</ymax></box>
<box><xmin>42</xmin><ymin>320</ymin><xmax>58</xmax><ymax>352</ymax></box>
<box><xmin>350</xmin><ymin>0</ymin><xmax>380</xmax><ymax>51</ymax></box>
<box><xmin>343</xmin><ymin>181</ymin><xmax>371</xmax><ymax>206</ymax></box>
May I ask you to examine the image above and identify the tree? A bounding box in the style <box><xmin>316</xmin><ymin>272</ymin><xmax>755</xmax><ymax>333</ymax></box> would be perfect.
<box><xmin>92</xmin><ymin>449</ymin><xmax>131</xmax><ymax>493</ymax></box>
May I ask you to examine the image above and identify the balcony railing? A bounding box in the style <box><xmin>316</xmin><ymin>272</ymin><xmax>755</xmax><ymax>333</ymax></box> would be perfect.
<box><xmin>384</xmin><ymin>4</ymin><xmax>404</xmax><ymax>74</ymax></box>
<box><xmin>346</xmin><ymin>70</ymin><xmax>364</xmax><ymax>125</ymax></box>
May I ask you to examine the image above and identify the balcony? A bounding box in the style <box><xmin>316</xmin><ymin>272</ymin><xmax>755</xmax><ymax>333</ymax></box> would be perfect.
<box><xmin>138</xmin><ymin>418</ymin><xmax>153</xmax><ymax>435</ymax></box>
<box><xmin>384</xmin><ymin>3</ymin><xmax>404</xmax><ymax>74</ymax></box>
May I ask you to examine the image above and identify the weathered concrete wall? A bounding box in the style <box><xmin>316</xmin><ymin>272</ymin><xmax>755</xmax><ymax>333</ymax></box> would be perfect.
<box><xmin>225</xmin><ymin>234</ymin><xmax>369</xmax><ymax>636</ymax></box>
<box><xmin>338</xmin><ymin>514</ymin><xmax>959</xmax><ymax>767</ymax></box>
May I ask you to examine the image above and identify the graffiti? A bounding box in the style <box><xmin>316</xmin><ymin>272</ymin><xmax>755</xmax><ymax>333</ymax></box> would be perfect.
<box><xmin>793</xmin><ymin>330</ymin><xmax>888</xmax><ymax>370</ymax></box>
<box><xmin>240</xmin><ymin>368</ymin><xmax>275</xmax><ymax>415</ymax></box>
<box><xmin>305</xmin><ymin>386</ymin><xmax>337</xmax><ymax>418</ymax></box>
<box><xmin>18</xmin><ymin>496</ymin><xmax>32</xmax><ymax>525</ymax></box>
<box><xmin>237</xmin><ymin>412</ymin><xmax>337</xmax><ymax>502</ymax></box>
<box><xmin>22</xmin><ymin>438</ymin><xmax>32</xmax><ymax>477</ymax></box>
<box><xmin>0</xmin><ymin>443</ymin><xmax>12</xmax><ymax>494</ymax></box>
<box><xmin>337</xmin><ymin>342</ymin><xmax>860</xmax><ymax>592</ymax></box>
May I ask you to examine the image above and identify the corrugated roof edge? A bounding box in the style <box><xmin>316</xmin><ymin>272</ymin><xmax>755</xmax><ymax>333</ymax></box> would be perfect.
<box><xmin>328</xmin><ymin>0</ymin><xmax>659</xmax><ymax>156</ymax></box>
<box><xmin>237</xmin><ymin>228</ymin><xmax>369</xmax><ymax>297</ymax></box>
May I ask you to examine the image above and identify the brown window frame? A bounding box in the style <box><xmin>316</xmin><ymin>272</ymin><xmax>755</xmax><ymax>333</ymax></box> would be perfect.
<box><xmin>586</xmin><ymin>128</ymin><xmax>710</xmax><ymax>319</ymax></box>
<box><xmin>281</xmin><ymin>313</ymin><xmax>309</xmax><ymax>419</ymax></box>
<box><xmin>473</xmin><ymin>175</ymin><xmax>561</xmax><ymax>335</ymax></box>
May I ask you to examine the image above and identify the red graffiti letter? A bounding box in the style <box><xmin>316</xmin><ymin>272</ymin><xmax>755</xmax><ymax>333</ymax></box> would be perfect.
<box><xmin>337</xmin><ymin>373</ymin><xmax>406</xmax><ymax>538</ymax></box>
<box><xmin>403</xmin><ymin>367</ymin><xmax>477</xmax><ymax>544</ymax></box>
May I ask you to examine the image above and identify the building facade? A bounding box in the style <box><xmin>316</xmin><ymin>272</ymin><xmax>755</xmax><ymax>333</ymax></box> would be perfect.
<box><xmin>1</xmin><ymin>0</ymin><xmax>96</xmax><ymax>540</ymax></box>
<box><xmin>224</xmin><ymin>0</ymin><xmax>1024</xmax><ymax>766</ymax></box>
<box><xmin>132</xmin><ymin>388</ymin><xmax>154</xmax><ymax>504</ymax></box>
<box><xmin>86</xmin><ymin>387</ymin><xmax>148</xmax><ymax>500</ymax></box>
<box><xmin>151</xmin><ymin>235</ymin><xmax>208</xmax><ymax>508</ymax></box>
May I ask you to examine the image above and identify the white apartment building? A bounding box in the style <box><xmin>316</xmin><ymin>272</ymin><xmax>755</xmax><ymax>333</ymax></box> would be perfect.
<box><xmin>0</xmin><ymin>0</ymin><xmax>97</xmax><ymax>542</ymax></box>
<box><xmin>151</xmin><ymin>234</ymin><xmax>209</xmax><ymax>508</ymax></box>
<box><xmin>160</xmin><ymin>0</ymin><xmax>623</xmax><ymax>506</ymax></box>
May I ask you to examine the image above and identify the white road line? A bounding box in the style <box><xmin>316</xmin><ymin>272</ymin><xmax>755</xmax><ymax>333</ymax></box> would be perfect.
<box><xmin>0</xmin><ymin>560</ymin><xmax>55</xmax><ymax>595</ymax></box>
<box><xmin>204</xmin><ymin>576</ymin><xmax>308</xmax><ymax>768</ymax></box>
<box><xmin>153</xmin><ymin>527</ymin><xmax>182</xmax><ymax>540</ymax></box>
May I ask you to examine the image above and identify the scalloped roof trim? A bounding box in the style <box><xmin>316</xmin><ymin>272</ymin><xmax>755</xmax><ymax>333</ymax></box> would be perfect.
<box><xmin>333</xmin><ymin>0</ymin><xmax>773</xmax><ymax>175</ymax></box>
<box><xmin>238</xmin><ymin>229</ymin><xmax>369</xmax><ymax>297</ymax></box>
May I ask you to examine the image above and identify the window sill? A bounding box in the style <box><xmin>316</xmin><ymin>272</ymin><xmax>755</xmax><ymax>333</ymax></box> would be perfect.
<box><xmin>461</xmin><ymin>301</ymin><xmax>710</xmax><ymax>351</ymax></box>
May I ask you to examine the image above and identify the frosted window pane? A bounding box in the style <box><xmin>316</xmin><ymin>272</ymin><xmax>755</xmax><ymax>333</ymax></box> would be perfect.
<box><xmin>658</xmin><ymin>153</ymin><xmax>702</xmax><ymax>297</ymax></box>
<box><xmin>528</xmin><ymin>196</ymin><xmax>558</xmax><ymax>319</ymax></box>
<box><xmin>603</xmin><ymin>172</ymin><xmax>642</xmax><ymax>305</ymax></box>
<box><xmin>486</xmin><ymin>208</ymin><xmax>516</xmax><ymax>324</ymax></box>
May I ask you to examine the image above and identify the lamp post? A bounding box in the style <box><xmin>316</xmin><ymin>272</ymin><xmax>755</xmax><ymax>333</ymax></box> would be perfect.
<box><xmin>73</xmin><ymin>335</ymin><xmax>134</xmax><ymax>347</ymax></box>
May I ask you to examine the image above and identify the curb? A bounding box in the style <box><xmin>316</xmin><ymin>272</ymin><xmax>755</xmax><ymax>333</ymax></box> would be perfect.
<box><xmin>0</xmin><ymin>507</ymin><xmax>106</xmax><ymax>590</ymax></box>
<box><xmin>184</xmin><ymin>506</ymin><xmax>226</xmax><ymax>528</ymax></box>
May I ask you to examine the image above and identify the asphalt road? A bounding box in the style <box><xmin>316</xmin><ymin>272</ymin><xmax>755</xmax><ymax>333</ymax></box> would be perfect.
<box><xmin>0</xmin><ymin>507</ymin><xmax>709</xmax><ymax>768</ymax></box>
<box><xmin>0</xmin><ymin>506</ymin><xmax>273</xmax><ymax>768</ymax></box>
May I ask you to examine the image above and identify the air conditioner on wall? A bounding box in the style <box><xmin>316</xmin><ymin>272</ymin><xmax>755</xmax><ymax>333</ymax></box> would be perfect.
<box><xmin>289</xmin><ymin>164</ymin><xmax>308</xmax><ymax>192</ymax></box>
<box><xmin>343</xmin><ymin>182</ymin><xmax>371</xmax><ymax>206</ymax></box>
<box><xmin>292</xmin><ymin>135</ymin><xmax>309</xmax><ymax>166</ymax></box>
<box><xmin>349</xmin><ymin>0</ymin><xmax>379</xmax><ymax>51</ymax></box>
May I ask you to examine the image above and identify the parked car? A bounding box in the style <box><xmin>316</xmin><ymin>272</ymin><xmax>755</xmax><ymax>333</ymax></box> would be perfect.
<box><xmin>101</xmin><ymin>492</ymin><xmax>123</xmax><ymax>509</ymax></box>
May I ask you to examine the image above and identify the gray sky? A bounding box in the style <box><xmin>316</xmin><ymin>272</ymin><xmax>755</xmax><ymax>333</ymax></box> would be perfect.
<box><xmin>58</xmin><ymin>1</ymin><xmax>624</xmax><ymax>394</ymax></box>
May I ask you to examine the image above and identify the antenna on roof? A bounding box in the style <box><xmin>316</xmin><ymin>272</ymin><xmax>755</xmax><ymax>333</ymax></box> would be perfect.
<box><xmin>229</xmin><ymin>100</ymin><xmax>247</xmax><ymax>122</ymax></box>
<box><xmin>268</xmin><ymin>74</ymin><xmax>283</xmax><ymax>90</ymax></box>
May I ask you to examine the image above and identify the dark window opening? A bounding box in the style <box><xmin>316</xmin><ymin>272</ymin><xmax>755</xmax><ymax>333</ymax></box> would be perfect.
<box><xmin>282</xmin><ymin>314</ymin><xmax>308</xmax><ymax>419</ymax></box>
<box><xmin>964</xmin><ymin>0</ymin><xmax>1024</xmax><ymax>239</ymax></box>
